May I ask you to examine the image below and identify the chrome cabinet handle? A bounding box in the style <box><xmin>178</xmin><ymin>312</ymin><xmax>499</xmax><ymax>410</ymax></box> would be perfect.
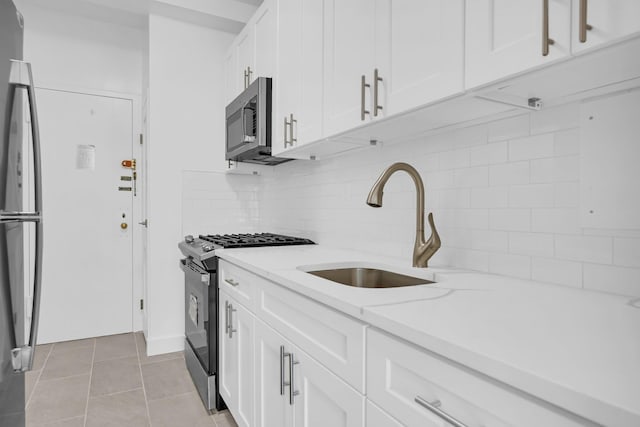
<box><xmin>290</xmin><ymin>114</ymin><xmax>297</xmax><ymax>145</ymax></box>
<box><xmin>224</xmin><ymin>300</ymin><xmax>230</xmax><ymax>335</ymax></box>
<box><xmin>228</xmin><ymin>303</ymin><xmax>237</xmax><ymax>338</ymax></box>
<box><xmin>542</xmin><ymin>0</ymin><xmax>555</xmax><ymax>56</ymax></box>
<box><xmin>243</xmin><ymin>67</ymin><xmax>248</xmax><ymax>89</ymax></box>
<box><xmin>6</xmin><ymin>60</ymin><xmax>43</xmax><ymax>373</ymax></box>
<box><xmin>373</xmin><ymin>68</ymin><xmax>383</xmax><ymax>117</ymax></box>
<box><xmin>288</xmin><ymin>352</ymin><xmax>299</xmax><ymax>405</ymax></box>
<box><xmin>280</xmin><ymin>346</ymin><xmax>286</xmax><ymax>395</ymax></box>
<box><xmin>284</xmin><ymin>116</ymin><xmax>290</xmax><ymax>147</ymax></box>
<box><xmin>224</xmin><ymin>278</ymin><xmax>239</xmax><ymax>287</ymax></box>
<box><xmin>415</xmin><ymin>396</ymin><xmax>468</xmax><ymax>427</ymax></box>
<box><xmin>247</xmin><ymin>66</ymin><xmax>253</xmax><ymax>85</ymax></box>
<box><xmin>579</xmin><ymin>0</ymin><xmax>593</xmax><ymax>43</ymax></box>
<box><xmin>361</xmin><ymin>75</ymin><xmax>370</xmax><ymax>121</ymax></box>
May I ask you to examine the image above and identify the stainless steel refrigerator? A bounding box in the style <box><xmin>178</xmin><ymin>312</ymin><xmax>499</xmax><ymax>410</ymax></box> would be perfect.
<box><xmin>1</xmin><ymin>0</ymin><xmax>43</xmax><ymax>425</ymax></box>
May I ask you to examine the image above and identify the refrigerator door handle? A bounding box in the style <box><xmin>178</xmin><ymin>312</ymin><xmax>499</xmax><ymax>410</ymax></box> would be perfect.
<box><xmin>6</xmin><ymin>60</ymin><xmax>44</xmax><ymax>373</ymax></box>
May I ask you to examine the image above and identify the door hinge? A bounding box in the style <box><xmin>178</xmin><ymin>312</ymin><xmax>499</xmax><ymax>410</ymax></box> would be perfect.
<box><xmin>140</xmin><ymin>299</ymin><xmax>144</xmax><ymax>310</ymax></box>
<box><xmin>139</xmin><ymin>133</ymin><xmax>143</xmax><ymax>145</ymax></box>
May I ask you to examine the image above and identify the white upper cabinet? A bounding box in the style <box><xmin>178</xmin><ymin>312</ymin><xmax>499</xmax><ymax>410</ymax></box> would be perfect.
<box><xmin>465</xmin><ymin>0</ymin><xmax>572</xmax><ymax>89</ymax></box>
<box><xmin>271</xmin><ymin>0</ymin><xmax>324</xmax><ymax>156</ymax></box>
<box><xmin>323</xmin><ymin>0</ymin><xmax>377</xmax><ymax>136</ymax></box>
<box><xmin>323</xmin><ymin>0</ymin><xmax>465</xmax><ymax>136</ymax></box>
<box><xmin>378</xmin><ymin>0</ymin><xmax>464</xmax><ymax>116</ymax></box>
<box><xmin>225</xmin><ymin>0</ymin><xmax>276</xmax><ymax>101</ymax></box>
<box><xmin>570</xmin><ymin>0</ymin><xmax>640</xmax><ymax>53</ymax></box>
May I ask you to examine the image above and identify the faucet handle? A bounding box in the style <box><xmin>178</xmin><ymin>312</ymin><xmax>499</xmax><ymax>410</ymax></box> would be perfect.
<box><xmin>426</xmin><ymin>213</ymin><xmax>441</xmax><ymax>250</ymax></box>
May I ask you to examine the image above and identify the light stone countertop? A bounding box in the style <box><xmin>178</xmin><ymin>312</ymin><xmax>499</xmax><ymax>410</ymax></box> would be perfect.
<box><xmin>216</xmin><ymin>245</ymin><xmax>640</xmax><ymax>427</ymax></box>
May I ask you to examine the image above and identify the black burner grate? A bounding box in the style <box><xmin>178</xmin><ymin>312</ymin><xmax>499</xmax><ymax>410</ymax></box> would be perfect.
<box><xmin>198</xmin><ymin>233</ymin><xmax>315</xmax><ymax>249</ymax></box>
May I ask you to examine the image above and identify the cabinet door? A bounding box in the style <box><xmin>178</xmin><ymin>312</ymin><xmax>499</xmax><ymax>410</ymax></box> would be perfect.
<box><xmin>571</xmin><ymin>0</ymin><xmax>640</xmax><ymax>53</ymax></box>
<box><xmin>465</xmin><ymin>0</ymin><xmax>571</xmax><ymax>89</ymax></box>
<box><xmin>237</xmin><ymin>28</ymin><xmax>254</xmax><ymax>90</ymax></box>
<box><xmin>219</xmin><ymin>291</ymin><xmax>237</xmax><ymax>412</ymax></box>
<box><xmin>224</xmin><ymin>47</ymin><xmax>239</xmax><ymax>104</ymax></box>
<box><xmin>254</xmin><ymin>319</ymin><xmax>294</xmax><ymax>427</ymax></box>
<box><xmin>219</xmin><ymin>292</ymin><xmax>254</xmax><ymax>427</ymax></box>
<box><xmin>253</xmin><ymin>0</ymin><xmax>276</xmax><ymax>79</ymax></box>
<box><xmin>323</xmin><ymin>0</ymin><xmax>376</xmax><ymax>136</ymax></box>
<box><xmin>378</xmin><ymin>0</ymin><xmax>464</xmax><ymax>116</ymax></box>
<box><xmin>272</xmin><ymin>0</ymin><xmax>302</xmax><ymax>155</ymax></box>
<box><xmin>292</xmin><ymin>344</ymin><xmax>365</xmax><ymax>427</ymax></box>
<box><xmin>272</xmin><ymin>0</ymin><xmax>324</xmax><ymax>156</ymax></box>
<box><xmin>366</xmin><ymin>400</ymin><xmax>403</xmax><ymax>427</ymax></box>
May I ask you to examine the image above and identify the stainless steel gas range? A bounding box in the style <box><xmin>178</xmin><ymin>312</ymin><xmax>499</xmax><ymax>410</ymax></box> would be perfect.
<box><xmin>178</xmin><ymin>233</ymin><xmax>315</xmax><ymax>411</ymax></box>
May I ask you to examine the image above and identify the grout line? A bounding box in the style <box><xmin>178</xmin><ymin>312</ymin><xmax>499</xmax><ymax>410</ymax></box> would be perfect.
<box><xmin>90</xmin><ymin>386</ymin><xmax>145</xmax><ymax>399</ymax></box>
<box><xmin>134</xmin><ymin>332</ymin><xmax>153</xmax><ymax>426</ymax></box>
<box><xmin>82</xmin><ymin>339</ymin><xmax>96</xmax><ymax>427</ymax></box>
<box><xmin>25</xmin><ymin>344</ymin><xmax>54</xmax><ymax>408</ymax></box>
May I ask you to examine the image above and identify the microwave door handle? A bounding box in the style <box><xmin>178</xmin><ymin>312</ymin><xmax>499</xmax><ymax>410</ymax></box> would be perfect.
<box><xmin>5</xmin><ymin>60</ymin><xmax>44</xmax><ymax>373</ymax></box>
<box><xmin>241</xmin><ymin>100</ymin><xmax>256</xmax><ymax>143</ymax></box>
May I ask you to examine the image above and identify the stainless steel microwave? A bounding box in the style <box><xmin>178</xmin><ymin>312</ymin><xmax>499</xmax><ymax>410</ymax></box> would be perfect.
<box><xmin>225</xmin><ymin>77</ymin><xmax>291</xmax><ymax>165</ymax></box>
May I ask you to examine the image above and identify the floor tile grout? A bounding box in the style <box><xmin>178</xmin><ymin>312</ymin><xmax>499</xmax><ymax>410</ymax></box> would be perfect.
<box><xmin>82</xmin><ymin>339</ymin><xmax>96</xmax><ymax>427</ymax></box>
<box><xmin>25</xmin><ymin>344</ymin><xmax>53</xmax><ymax>408</ymax></box>
<box><xmin>134</xmin><ymin>332</ymin><xmax>153</xmax><ymax>426</ymax></box>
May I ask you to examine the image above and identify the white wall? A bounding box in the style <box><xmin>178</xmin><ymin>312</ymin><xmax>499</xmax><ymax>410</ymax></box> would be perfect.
<box><xmin>18</xmin><ymin>2</ymin><xmax>144</xmax><ymax>95</ymax></box>
<box><xmin>254</xmin><ymin>100</ymin><xmax>640</xmax><ymax>298</ymax></box>
<box><xmin>147</xmin><ymin>14</ymin><xmax>234</xmax><ymax>354</ymax></box>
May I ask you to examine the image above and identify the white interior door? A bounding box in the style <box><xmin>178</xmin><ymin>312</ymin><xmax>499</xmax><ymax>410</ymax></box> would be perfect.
<box><xmin>37</xmin><ymin>89</ymin><xmax>134</xmax><ymax>343</ymax></box>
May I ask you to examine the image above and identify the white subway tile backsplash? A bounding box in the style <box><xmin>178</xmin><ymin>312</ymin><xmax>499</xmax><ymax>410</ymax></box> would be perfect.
<box><xmin>530</xmin><ymin>103</ymin><xmax>579</xmax><ymax>135</ymax></box>
<box><xmin>555</xmin><ymin>235</ymin><xmax>613</xmax><ymax>264</ymax></box>
<box><xmin>554</xmin><ymin>129</ymin><xmax>580</xmax><ymax>156</ymax></box>
<box><xmin>489</xmin><ymin>253</ymin><xmax>531</xmax><ymax>279</ymax></box>
<box><xmin>530</xmin><ymin>158</ymin><xmax>554</xmax><ymax>183</ymax></box>
<box><xmin>470</xmin><ymin>187</ymin><xmax>508</xmax><ymax>208</ymax></box>
<box><xmin>439</xmin><ymin>149</ymin><xmax>470</xmax><ymax>170</ymax></box>
<box><xmin>487</xmin><ymin>114</ymin><xmax>530</xmax><ymax>142</ymax></box>
<box><xmin>509</xmin><ymin>232</ymin><xmax>554</xmax><ymax>257</ymax></box>
<box><xmin>583</xmin><ymin>263</ymin><xmax>640</xmax><ymax>296</ymax></box>
<box><xmin>531</xmin><ymin>208</ymin><xmax>581</xmax><ymax>234</ymax></box>
<box><xmin>554</xmin><ymin>183</ymin><xmax>580</xmax><ymax>208</ymax></box>
<box><xmin>453</xmin><ymin>166</ymin><xmax>489</xmax><ymax>188</ymax></box>
<box><xmin>489</xmin><ymin>161</ymin><xmax>530</xmax><ymax>186</ymax></box>
<box><xmin>470</xmin><ymin>230</ymin><xmax>509</xmax><ymax>252</ymax></box>
<box><xmin>489</xmin><ymin>209</ymin><xmax>531</xmax><ymax>232</ymax></box>
<box><xmin>508</xmin><ymin>184</ymin><xmax>555</xmax><ymax>208</ymax></box>
<box><xmin>468</xmin><ymin>142</ymin><xmax>508</xmax><ymax>166</ymax></box>
<box><xmin>192</xmin><ymin>96</ymin><xmax>634</xmax><ymax>296</ymax></box>
<box><xmin>613</xmin><ymin>238</ymin><xmax>640</xmax><ymax>268</ymax></box>
<box><xmin>553</xmin><ymin>155</ymin><xmax>580</xmax><ymax>182</ymax></box>
<box><xmin>531</xmin><ymin>257</ymin><xmax>583</xmax><ymax>288</ymax></box>
<box><xmin>508</xmin><ymin>134</ymin><xmax>554</xmax><ymax>161</ymax></box>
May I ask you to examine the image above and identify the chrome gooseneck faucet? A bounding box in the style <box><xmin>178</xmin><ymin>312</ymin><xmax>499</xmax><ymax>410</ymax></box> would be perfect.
<box><xmin>366</xmin><ymin>162</ymin><xmax>441</xmax><ymax>268</ymax></box>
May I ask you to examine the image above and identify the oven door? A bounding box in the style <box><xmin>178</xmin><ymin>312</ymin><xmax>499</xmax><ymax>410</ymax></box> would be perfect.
<box><xmin>181</xmin><ymin>258</ymin><xmax>211</xmax><ymax>373</ymax></box>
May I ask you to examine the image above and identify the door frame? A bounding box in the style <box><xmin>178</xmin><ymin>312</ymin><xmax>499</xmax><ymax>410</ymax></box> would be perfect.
<box><xmin>34</xmin><ymin>83</ymin><xmax>144</xmax><ymax>333</ymax></box>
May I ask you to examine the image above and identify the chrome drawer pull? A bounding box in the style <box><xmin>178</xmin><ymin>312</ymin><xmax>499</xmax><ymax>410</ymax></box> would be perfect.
<box><xmin>415</xmin><ymin>396</ymin><xmax>468</xmax><ymax>427</ymax></box>
<box><xmin>228</xmin><ymin>304</ymin><xmax>237</xmax><ymax>338</ymax></box>
<box><xmin>280</xmin><ymin>346</ymin><xmax>286</xmax><ymax>395</ymax></box>
<box><xmin>542</xmin><ymin>0</ymin><xmax>555</xmax><ymax>56</ymax></box>
<box><xmin>224</xmin><ymin>278</ymin><xmax>239</xmax><ymax>287</ymax></box>
<box><xmin>289</xmin><ymin>352</ymin><xmax>299</xmax><ymax>405</ymax></box>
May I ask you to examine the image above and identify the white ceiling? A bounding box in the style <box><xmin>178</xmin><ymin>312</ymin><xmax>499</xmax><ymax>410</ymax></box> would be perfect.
<box><xmin>16</xmin><ymin>0</ymin><xmax>262</xmax><ymax>33</ymax></box>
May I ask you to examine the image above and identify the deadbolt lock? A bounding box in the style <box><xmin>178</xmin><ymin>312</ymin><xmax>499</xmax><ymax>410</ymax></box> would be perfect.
<box><xmin>121</xmin><ymin>222</ymin><xmax>128</xmax><ymax>230</ymax></box>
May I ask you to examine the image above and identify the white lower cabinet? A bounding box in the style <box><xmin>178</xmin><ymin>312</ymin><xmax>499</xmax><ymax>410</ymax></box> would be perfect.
<box><xmin>254</xmin><ymin>318</ymin><xmax>364</xmax><ymax>427</ymax></box>
<box><xmin>366</xmin><ymin>400</ymin><xmax>403</xmax><ymax>427</ymax></box>
<box><xmin>367</xmin><ymin>328</ymin><xmax>598</xmax><ymax>427</ymax></box>
<box><xmin>219</xmin><ymin>289</ymin><xmax>254</xmax><ymax>427</ymax></box>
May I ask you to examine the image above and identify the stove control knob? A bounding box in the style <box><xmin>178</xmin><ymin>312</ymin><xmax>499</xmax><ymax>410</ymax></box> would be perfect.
<box><xmin>185</xmin><ymin>235</ymin><xmax>195</xmax><ymax>244</ymax></box>
<box><xmin>202</xmin><ymin>244</ymin><xmax>214</xmax><ymax>252</ymax></box>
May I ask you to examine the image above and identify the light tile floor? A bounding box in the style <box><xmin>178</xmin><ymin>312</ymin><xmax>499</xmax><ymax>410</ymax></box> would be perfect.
<box><xmin>25</xmin><ymin>332</ymin><xmax>239</xmax><ymax>427</ymax></box>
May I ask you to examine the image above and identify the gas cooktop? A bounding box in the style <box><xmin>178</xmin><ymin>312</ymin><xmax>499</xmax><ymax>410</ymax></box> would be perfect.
<box><xmin>199</xmin><ymin>233</ymin><xmax>315</xmax><ymax>248</ymax></box>
<box><xmin>179</xmin><ymin>232</ymin><xmax>315</xmax><ymax>262</ymax></box>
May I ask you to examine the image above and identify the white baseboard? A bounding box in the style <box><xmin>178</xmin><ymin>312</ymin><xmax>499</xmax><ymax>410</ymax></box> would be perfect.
<box><xmin>144</xmin><ymin>333</ymin><xmax>185</xmax><ymax>356</ymax></box>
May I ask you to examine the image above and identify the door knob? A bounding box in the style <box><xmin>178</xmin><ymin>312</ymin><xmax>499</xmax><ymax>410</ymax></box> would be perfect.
<box><xmin>120</xmin><ymin>222</ymin><xmax>128</xmax><ymax>230</ymax></box>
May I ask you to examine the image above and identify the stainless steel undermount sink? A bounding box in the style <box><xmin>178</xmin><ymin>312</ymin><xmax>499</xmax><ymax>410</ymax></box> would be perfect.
<box><xmin>306</xmin><ymin>267</ymin><xmax>435</xmax><ymax>288</ymax></box>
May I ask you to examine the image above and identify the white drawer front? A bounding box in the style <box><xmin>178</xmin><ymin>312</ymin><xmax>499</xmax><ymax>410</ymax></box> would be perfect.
<box><xmin>366</xmin><ymin>400</ymin><xmax>403</xmax><ymax>427</ymax></box>
<box><xmin>219</xmin><ymin>260</ymin><xmax>258</xmax><ymax>310</ymax></box>
<box><xmin>367</xmin><ymin>329</ymin><xmax>597</xmax><ymax>427</ymax></box>
<box><xmin>255</xmin><ymin>277</ymin><xmax>366</xmax><ymax>393</ymax></box>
